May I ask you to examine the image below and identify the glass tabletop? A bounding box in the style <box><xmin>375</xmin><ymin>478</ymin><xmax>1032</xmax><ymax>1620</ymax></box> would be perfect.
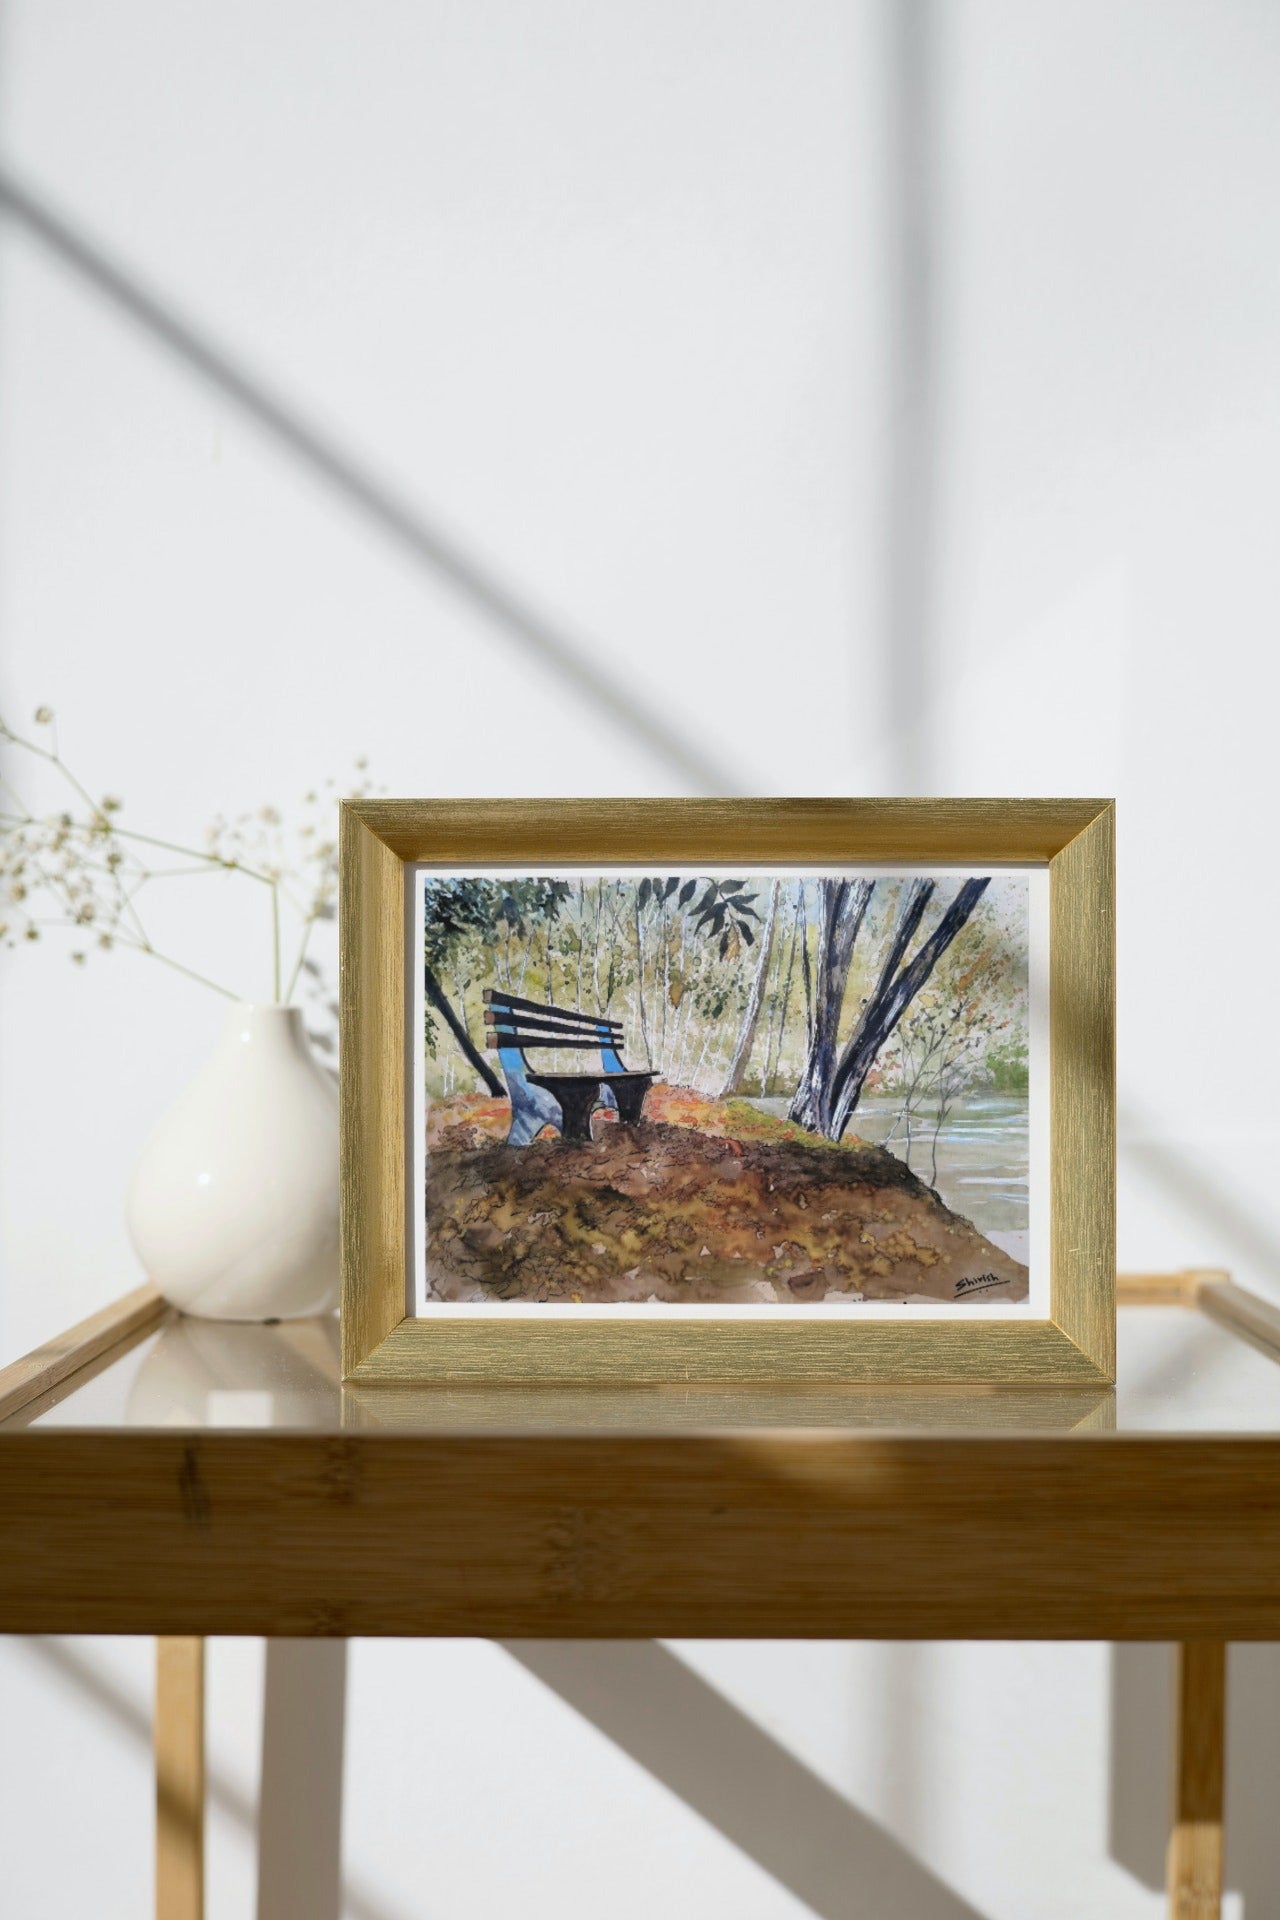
<box><xmin>5</xmin><ymin>1302</ymin><xmax>1277</xmax><ymax>1436</ymax></box>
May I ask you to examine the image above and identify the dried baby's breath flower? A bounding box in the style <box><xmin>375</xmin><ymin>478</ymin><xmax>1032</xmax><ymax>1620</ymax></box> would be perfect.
<box><xmin>34</xmin><ymin>706</ymin><xmax>54</xmax><ymax>725</ymax></box>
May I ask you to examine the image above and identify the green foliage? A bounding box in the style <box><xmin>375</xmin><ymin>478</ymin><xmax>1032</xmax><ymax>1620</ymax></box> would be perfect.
<box><xmin>423</xmin><ymin>877</ymin><xmax>569</xmax><ymax>969</ymax></box>
<box><xmin>420</xmin><ymin>872</ymin><xmax>1029</xmax><ymax>1112</ymax></box>
<box><xmin>422</xmin><ymin>877</ymin><xmax>569</xmax><ymax>1059</ymax></box>
<box><xmin>863</xmin><ymin>887</ymin><xmax>1030</xmax><ymax>1182</ymax></box>
<box><xmin>985</xmin><ymin>1037</ymin><xmax>1029</xmax><ymax>1092</ymax></box>
<box><xmin>637</xmin><ymin>874</ymin><xmax>761</xmax><ymax>957</ymax></box>
<box><xmin>688</xmin><ymin>877</ymin><xmax>761</xmax><ymax>960</ymax></box>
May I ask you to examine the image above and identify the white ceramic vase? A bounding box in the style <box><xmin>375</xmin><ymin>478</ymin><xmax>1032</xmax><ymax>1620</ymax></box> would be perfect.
<box><xmin>127</xmin><ymin>1003</ymin><xmax>339</xmax><ymax>1321</ymax></box>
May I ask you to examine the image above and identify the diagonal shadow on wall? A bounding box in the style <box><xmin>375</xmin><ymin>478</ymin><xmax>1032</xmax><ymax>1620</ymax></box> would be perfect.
<box><xmin>1121</xmin><ymin>1113</ymin><xmax>1280</xmax><ymax>1285</ymax></box>
<box><xmin>505</xmin><ymin>1640</ymin><xmax>984</xmax><ymax>1920</ymax></box>
<box><xmin>1109</xmin><ymin>1644</ymin><xmax>1280</xmax><ymax>1912</ymax></box>
<box><xmin>26</xmin><ymin>1638</ymin><xmax>406</xmax><ymax>1920</ymax></box>
<box><xmin>0</xmin><ymin>168</ymin><xmax>737</xmax><ymax>797</ymax></box>
<box><xmin>881</xmin><ymin>0</ymin><xmax>941</xmax><ymax>799</ymax></box>
<box><xmin>258</xmin><ymin>1639</ymin><xmax>348</xmax><ymax>1920</ymax></box>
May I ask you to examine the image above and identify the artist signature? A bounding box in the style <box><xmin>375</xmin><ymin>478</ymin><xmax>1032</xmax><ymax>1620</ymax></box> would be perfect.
<box><xmin>955</xmin><ymin>1271</ymin><xmax>1006</xmax><ymax>1296</ymax></box>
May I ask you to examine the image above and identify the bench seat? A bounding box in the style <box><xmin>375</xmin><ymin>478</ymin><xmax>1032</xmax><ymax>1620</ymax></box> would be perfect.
<box><xmin>482</xmin><ymin>988</ymin><xmax>658</xmax><ymax>1145</ymax></box>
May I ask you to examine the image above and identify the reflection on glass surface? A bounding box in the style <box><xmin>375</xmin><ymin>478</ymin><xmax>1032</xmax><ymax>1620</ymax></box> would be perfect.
<box><xmin>124</xmin><ymin>1315</ymin><xmax>341</xmax><ymax>1429</ymax></box>
<box><xmin>10</xmin><ymin>1304</ymin><xmax>1280</xmax><ymax>1435</ymax></box>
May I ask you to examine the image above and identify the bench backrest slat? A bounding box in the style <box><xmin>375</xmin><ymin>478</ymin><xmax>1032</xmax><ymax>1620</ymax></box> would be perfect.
<box><xmin>485</xmin><ymin>1011</ymin><xmax>621</xmax><ymax>1043</ymax></box>
<box><xmin>483</xmin><ymin>988</ymin><xmax>631</xmax><ymax>1064</ymax></box>
<box><xmin>484</xmin><ymin>988</ymin><xmax>616</xmax><ymax>1024</ymax></box>
<box><xmin>486</xmin><ymin>1033</ymin><xmax>628</xmax><ymax>1052</ymax></box>
<box><xmin>485</xmin><ymin>990</ymin><xmax>620</xmax><ymax>1034</ymax></box>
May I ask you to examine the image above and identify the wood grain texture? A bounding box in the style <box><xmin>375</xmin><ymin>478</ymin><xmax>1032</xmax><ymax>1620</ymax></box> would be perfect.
<box><xmin>342</xmin><ymin>1379</ymin><xmax>1116</xmax><ymax>1433</ymax></box>
<box><xmin>349</xmin><ymin>1314</ymin><xmax>1109</xmax><ymax>1385</ymax></box>
<box><xmin>155</xmin><ymin>1637</ymin><xmax>204</xmax><ymax>1920</ymax></box>
<box><xmin>1168</xmin><ymin>1641</ymin><xmax>1225</xmax><ymax>1920</ymax></box>
<box><xmin>3</xmin><ymin>1431</ymin><xmax>1279</xmax><ymax>1639</ymax></box>
<box><xmin>1197</xmin><ymin>1278</ymin><xmax>1280</xmax><ymax>1366</ymax></box>
<box><xmin>0</xmin><ymin>1284</ymin><xmax>166</xmax><ymax>1422</ymax></box>
<box><xmin>1117</xmin><ymin>1271</ymin><xmax>1227</xmax><ymax>1307</ymax></box>
<box><xmin>347</xmin><ymin>797</ymin><xmax>1112</xmax><ymax>865</ymax></box>
<box><xmin>341</xmin><ymin>797</ymin><xmax>1117</xmax><ymax>1385</ymax></box>
<box><xmin>339</xmin><ymin>806</ymin><xmax>408</xmax><ymax>1378</ymax></box>
<box><xmin>1050</xmin><ymin>804</ymin><xmax>1116</xmax><ymax>1380</ymax></box>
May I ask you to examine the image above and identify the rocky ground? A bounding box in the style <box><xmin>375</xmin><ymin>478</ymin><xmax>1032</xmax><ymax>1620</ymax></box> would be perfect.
<box><xmin>425</xmin><ymin>1086</ymin><xmax>1028</xmax><ymax>1306</ymax></box>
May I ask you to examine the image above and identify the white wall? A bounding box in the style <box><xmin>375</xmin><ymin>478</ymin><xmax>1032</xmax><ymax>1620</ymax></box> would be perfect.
<box><xmin>2</xmin><ymin>2</ymin><xmax>1278</xmax><ymax>1915</ymax></box>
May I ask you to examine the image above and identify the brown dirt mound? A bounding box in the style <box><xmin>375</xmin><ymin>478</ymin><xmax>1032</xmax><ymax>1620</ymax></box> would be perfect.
<box><xmin>425</xmin><ymin>1115</ymin><xmax>1028</xmax><ymax>1307</ymax></box>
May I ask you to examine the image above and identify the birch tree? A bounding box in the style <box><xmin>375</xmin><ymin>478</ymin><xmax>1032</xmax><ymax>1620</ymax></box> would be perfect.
<box><xmin>719</xmin><ymin>879</ymin><xmax>781</xmax><ymax>1096</ymax></box>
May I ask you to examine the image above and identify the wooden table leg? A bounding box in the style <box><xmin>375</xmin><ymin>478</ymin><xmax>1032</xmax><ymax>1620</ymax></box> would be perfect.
<box><xmin>1167</xmin><ymin>1641</ymin><xmax>1226</xmax><ymax>1920</ymax></box>
<box><xmin>155</xmin><ymin>1637</ymin><xmax>205</xmax><ymax>1920</ymax></box>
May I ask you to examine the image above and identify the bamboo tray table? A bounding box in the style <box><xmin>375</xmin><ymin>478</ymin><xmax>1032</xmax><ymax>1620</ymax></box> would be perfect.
<box><xmin>1</xmin><ymin>1268</ymin><xmax>1277</xmax><ymax>1919</ymax></box>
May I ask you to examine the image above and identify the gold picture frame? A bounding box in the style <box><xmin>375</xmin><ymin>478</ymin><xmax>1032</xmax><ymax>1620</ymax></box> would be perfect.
<box><xmin>340</xmin><ymin>799</ymin><xmax>1114</xmax><ymax>1385</ymax></box>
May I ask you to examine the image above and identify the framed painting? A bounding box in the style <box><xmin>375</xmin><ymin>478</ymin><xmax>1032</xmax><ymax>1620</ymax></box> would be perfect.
<box><xmin>340</xmin><ymin>799</ymin><xmax>1114</xmax><ymax>1384</ymax></box>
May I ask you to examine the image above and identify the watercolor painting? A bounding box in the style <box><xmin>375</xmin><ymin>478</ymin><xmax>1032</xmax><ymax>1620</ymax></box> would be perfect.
<box><xmin>419</xmin><ymin>872</ymin><xmax>1033</xmax><ymax>1308</ymax></box>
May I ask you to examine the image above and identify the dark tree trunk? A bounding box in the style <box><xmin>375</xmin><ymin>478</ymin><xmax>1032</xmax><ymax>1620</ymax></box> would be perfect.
<box><xmin>787</xmin><ymin>879</ymin><xmax>875</xmax><ymax>1133</ymax></box>
<box><xmin>424</xmin><ymin>962</ymin><xmax>503</xmax><ymax>1096</ymax></box>
<box><xmin>829</xmin><ymin>876</ymin><xmax>990</xmax><ymax>1139</ymax></box>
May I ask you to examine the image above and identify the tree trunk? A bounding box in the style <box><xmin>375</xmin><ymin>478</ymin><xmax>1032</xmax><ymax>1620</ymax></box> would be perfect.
<box><xmin>576</xmin><ymin>879</ymin><xmax>585</xmax><ymax>1009</ymax></box>
<box><xmin>591</xmin><ymin>882</ymin><xmax>605</xmax><ymax>1013</ymax></box>
<box><xmin>762</xmin><ymin>887</ymin><xmax>796</xmax><ymax>1093</ymax></box>
<box><xmin>788</xmin><ymin>879</ymin><xmax>876</xmax><ymax>1132</ymax></box>
<box><xmin>659</xmin><ymin>893</ymin><xmax>669</xmax><ymax>1069</ymax></box>
<box><xmin>424</xmin><ymin>962</ymin><xmax>503</xmax><ymax>1096</ymax></box>
<box><xmin>828</xmin><ymin>877</ymin><xmax>990</xmax><ymax>1139</ymax></box>
<box><xmin>720</xmin><ymin>880</ymin><xmax>781</xmax><ymax>1097</ymax></box>
<box><xmin>634</xmin><ymin>892</ymin><xmax>653</xmax><ymax>1067</ymax></box>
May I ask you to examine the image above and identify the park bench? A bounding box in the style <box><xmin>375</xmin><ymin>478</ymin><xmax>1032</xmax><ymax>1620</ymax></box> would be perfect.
<box><xmin>483</xmin><ymin>988</ymin><xmax>658</xmax><ymax>1145</ymax></box>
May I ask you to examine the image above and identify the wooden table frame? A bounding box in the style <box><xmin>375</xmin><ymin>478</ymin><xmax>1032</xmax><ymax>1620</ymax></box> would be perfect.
<box><xmin>1</xmin><ymin>1267</ymin><xmax>1274</xmax><ymax>1920</ymax></box>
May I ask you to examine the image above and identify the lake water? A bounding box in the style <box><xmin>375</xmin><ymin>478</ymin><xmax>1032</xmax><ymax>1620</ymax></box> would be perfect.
<box><xmin>747</xmin><ymin>1091</ymin><xmax>1029</xmax><ymax>1238</ymax></box>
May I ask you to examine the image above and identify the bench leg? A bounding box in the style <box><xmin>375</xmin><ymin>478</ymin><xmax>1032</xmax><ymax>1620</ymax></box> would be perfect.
<box><xmin>553</xmin><ymin>1080</ymin><xmax>601</xmax><ymax>1142</ymax></box>
<box><xmin>1167</xmin><ymin>1641</ymin><xmax>1225</xmax><ymax>1920</ymax></box>
<box><xmin>612</xmin><ymin>1082</ymin><xmax>650</xmax><ymax>1126</ymax></box>
<box><xmin>504</xmin><ymin>1074</ymin><xmax>564</xmax><ymax>1146</ymax></box>
<box><xmin>156</xmin><ymin>1636</ymin><xmax>205</xmax><ymax>1920</ymax></box>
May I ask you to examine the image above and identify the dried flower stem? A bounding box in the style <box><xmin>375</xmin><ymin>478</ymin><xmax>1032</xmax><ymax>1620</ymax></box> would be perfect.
<box><xmin>105</xmin><ymin>936</ymin><xmax>240</xmax><ymax>1001</ymax></box>
<box><xmin>284</xmin><ymin>912</ymin><xmax>318</xmax><ymax>1004</ymax></box>
<box><xmin>1</xmin><ymin>709</ymin><xmax>369</xmax><ymax>1037</ymax></box>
